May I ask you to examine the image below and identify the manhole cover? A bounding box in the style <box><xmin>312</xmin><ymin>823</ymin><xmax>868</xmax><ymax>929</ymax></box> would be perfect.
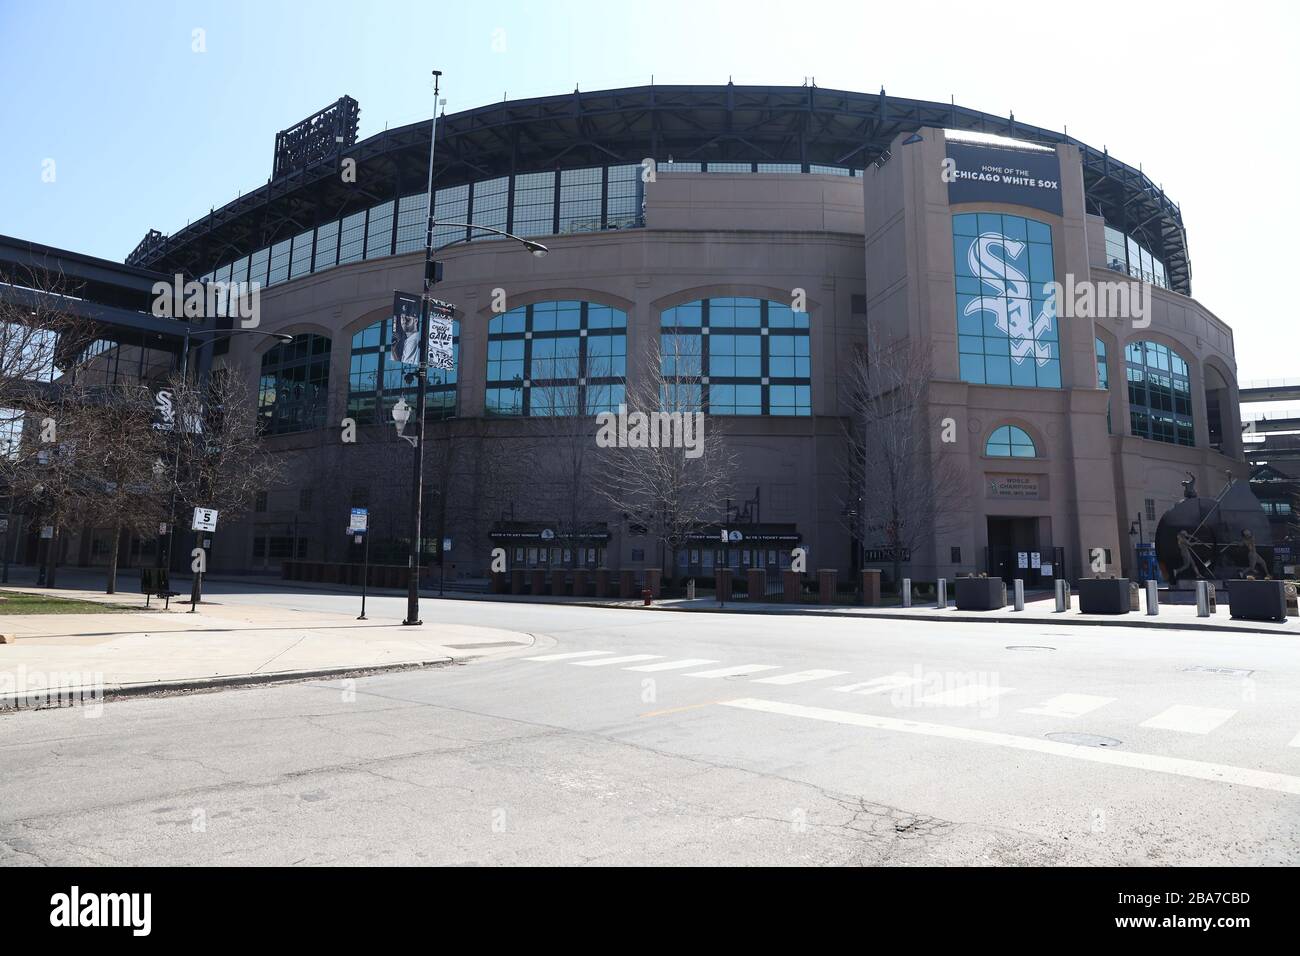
<box><xmin>1184</xmin><ymin>666</ymin><xmax>1254</xmax><ymax>678</ymax></box>
<box><xmin>1006</xmin><ymin>645</ymin><xmax>1056</xmax><ymax>651</ymax></box>
<box><xmin>1046</xmin><ymin>732</ymin><xmax>1122</xmax><ymax>748</ymax></box>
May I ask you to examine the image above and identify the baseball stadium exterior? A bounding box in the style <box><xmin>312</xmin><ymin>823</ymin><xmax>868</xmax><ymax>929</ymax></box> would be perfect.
<box><xmin>105</xmin><ymin>84</ymin><xmax>1243</xmax><ymax>587</ymax></box>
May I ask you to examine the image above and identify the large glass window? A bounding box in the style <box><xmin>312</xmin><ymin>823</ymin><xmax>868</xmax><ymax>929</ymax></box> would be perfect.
<box><xmin>953</xmin><ymin>212</ymin><xmax>1060</xmax><ymax>389</ymax></box>
<box><xmin>659</xmin><ymin>297</ymin><xmax>811</xmax><ymax>416</ymax></box>
<box><xmin>470</xmin><ymin>176</ymin><xmax>509</xmax><ymax>238</ymax></box>
<box><xmin>258</xmin><ymin>334</ymin><xmax>332</xmax><ymax>435</ymax></box>
<box><xmin>338</xmin><ymin>210</ymin><xmax>366</xmax><ymax>264</ymax></box>
<box><xmin>1126</xmin><ymin>340</ymin><xmax>1193</xmax><ymax>446</ymax></box>
<box><xmin>512</xmin><ymin>171</ymin><xmax>555</xmax><ymax>238</ymax></box>
<box><xmin>985</xmin><ymin>425</ymin><xmax>1037</xmax><ymax>458</ymax></box>
<box><xmin>1104</xmin><ymin>224</ymin><xmax>1168</xmax><ymax>289</ymax></box>
<box><xmin>1096</xmin><ymin>337</ymin><xmax>1111</xmax><ymax>433</ymax></box>
<box><xmin>486</xmin><ymin>301</ymin><xmax>626</xmax><ymax>416</ymax></box>
<box><xmin>365</xmin><ymin>200</ymin><xmax>394</xmax><ymax>259</ymax></box>
<box><xmin>347</xmin><ymin>315</ymin><xmax>458</xmax><ymax>424</ymax></box>
<box><xmin>395</xmin><ymin>193</ymin><xmax>427</xmax><ymax>254</ymax></box>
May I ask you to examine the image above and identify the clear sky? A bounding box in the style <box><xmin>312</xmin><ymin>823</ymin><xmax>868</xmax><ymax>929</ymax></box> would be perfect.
<box><xmin>2</xmin><ymin>0</ymin><xmax>1296</xmax><ymax>377</ymax></box>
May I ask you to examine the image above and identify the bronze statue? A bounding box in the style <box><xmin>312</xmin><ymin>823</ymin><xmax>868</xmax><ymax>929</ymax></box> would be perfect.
<box><xmin>1241</xmin><ymin>529</ymin><xmax>1270</xmax><ymax>578</ymax></box>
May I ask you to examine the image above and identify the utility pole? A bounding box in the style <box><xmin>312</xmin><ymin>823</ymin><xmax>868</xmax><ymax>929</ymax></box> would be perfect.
<box><xmin>403</xmin><ymin>68</ymin><xmax>443</xmax><ymax>626</ymax></box>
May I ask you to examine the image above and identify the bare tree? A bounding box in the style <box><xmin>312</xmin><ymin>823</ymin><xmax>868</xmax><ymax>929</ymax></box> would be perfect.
<box><xmin>596</xmin><ymin>332</ymin><xmax>738</xmax><ymax>588</ymax></box>
<box><xmin>72</xmin><ymin>384</ymin><xmax>171</xmax><ymax>593</ymax></box>
<box><xmin>528</xmin><ymin>353</ymin><xmax>605</xmax><ymax>569</ymax></box>
<box><xmin>841</xmin><ymin>338</ymin><xmax>964</xmax><ymax>588</ymax></box>
<box><xmin>166</xmin><ymin>367</ymin><xmax>282</xmax><ymax>600</ymax></box>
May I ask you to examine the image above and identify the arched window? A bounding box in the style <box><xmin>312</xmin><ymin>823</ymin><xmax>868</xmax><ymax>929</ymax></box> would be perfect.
<box><xmin>985</xmin><ymin>425</ymin><xmax>1037</xmax><ymax>458</ymax></box>
<box><xmin>485</xmin><ymin>300</ymin><xmax>626</xmax><ymax>416</ymax></box>
<box><xmin>1125</xmin><ymin>340</ymin><xmax>1193</xmax><ymax>446</ymax></box>
<box><xmin>258</xmin><ymin>334</ymin><xmax>331</xmax><ymax>435</ymax></box>
<box><xmin>346</xmin><ymin>316</ymin><xmax>459</xmax><ymax>424</ymax></box>
<box><xmin>659</xmin><ymin>297</ymin><xmax>811</xmax><ymax>415</ymax></box>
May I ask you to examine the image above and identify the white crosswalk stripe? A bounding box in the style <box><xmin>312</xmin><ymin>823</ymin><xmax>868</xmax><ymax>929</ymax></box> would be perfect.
<box><xmin>524</xmin><ymin>650</ymin><xmax>614</xmax><ymax>662</ymax></box>
<box><xmin>572</xmin><ymin>655</ymin><xmax>662</xmax><ymax>667</ymax></box>
<box><xmin>1020</xmin><ymin>693</ymin><xmax>1116</xmax><ymax>718</ymax></box>
<box><xmin>684</xmin><ymin>664</ymin><xmax>782</xmax><ymax>679</ymax></box>
<box><xmin>1290</xmin><ymin>732</ymin><xmax>1300</xmax><ymax>748</ymax></box>
<box><xmin>752</xmin><ymin>669</ymin><xmax>850</xmax><ymax>685</ymax></box>
<box><xmin>1140</xmin><ymin>705</ymin><xmax>1236</xmax><ymax>735</ymax></box>
<box><xmin>833</xmin><ymin>675</ymin><xmax>922</xmax><ymax>695</ymax></box>
<box><xmin>624</xmin><ymin>659</ymin><xmax>720</xmax><ymax>672</ymax></box>
<box><xmin>914</xmin><ymin>685</ymin><xmax>1013</xmax><ymax>707</ymax></box>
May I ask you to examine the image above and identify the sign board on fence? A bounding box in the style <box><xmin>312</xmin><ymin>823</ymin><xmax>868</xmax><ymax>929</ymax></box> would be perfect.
<box><xmin>1017</xmin><ymin>551</ymin><xmax>1028</xmax><ymax>569</ymax></box>
<box><xmin>191</xmin><ymin>508</ymin><xmax>219</xmax><ymax>532</ymax></box>
<box><xmin>349</xmin><ymin>508</ymin><xmax>368</xmax><ymax>532</ymax></box>
<box><xmin>1031</xmin><ymin>552</ymin><xmax>1041</xmax><ymax>569</ymax></box>
<box><xmin>442</xmin><ymin>537</ymin><xmax>452</xmax><ymax>552</ymax></box>
<box><xmin>40</xmin><ymin>525</ymin><xmax>54</xmax><ymax>539</ymax></box>
<box><xmin>1041</xmin><ymin>562</ymin><xmax>1053</xmax><ymax>576</ymax></box>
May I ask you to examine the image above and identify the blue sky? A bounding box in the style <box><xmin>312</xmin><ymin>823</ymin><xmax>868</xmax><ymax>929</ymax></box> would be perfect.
<box><xmin>2</xmin><ymin>0</ymin><xmax>1297</xmax><ymax>376</ymax></box>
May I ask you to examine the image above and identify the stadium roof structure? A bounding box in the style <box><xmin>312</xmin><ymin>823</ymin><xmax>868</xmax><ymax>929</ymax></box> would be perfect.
<box><xmin>127</xmin><ymin>84</ymin><xmax>1192</xmax><ymax>295</ymax></box>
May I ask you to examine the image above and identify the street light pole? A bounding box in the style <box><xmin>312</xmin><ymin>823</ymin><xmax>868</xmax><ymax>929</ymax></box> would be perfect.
<box><xmin>403</xmin><ymin>69</ymin><xmax>443</xmax><ymax>626</ymax></box>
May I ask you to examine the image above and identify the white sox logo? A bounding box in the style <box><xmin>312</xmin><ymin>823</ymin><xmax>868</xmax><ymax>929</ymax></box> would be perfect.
<box><xmin>964</xmin><ymin>232</ymin><xmax>1054</xmax><ymax>367</ymax></box>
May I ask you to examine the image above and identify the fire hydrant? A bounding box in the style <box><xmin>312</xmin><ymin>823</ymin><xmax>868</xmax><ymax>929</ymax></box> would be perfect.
<box><xmin>642</xmin><ymin>588</ymin><xmax>652</xmax><ymax>606</ymax></box>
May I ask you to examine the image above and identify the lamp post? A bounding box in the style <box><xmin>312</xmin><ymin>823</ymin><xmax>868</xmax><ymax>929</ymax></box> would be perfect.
<box><xmin>399</xmin><ymin>70</ymin><xmax>548</xmax><ymax>626</ymax></box>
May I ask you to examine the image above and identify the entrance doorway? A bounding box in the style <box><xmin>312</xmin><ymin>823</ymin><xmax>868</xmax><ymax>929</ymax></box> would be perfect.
<box><xmin>986</xmin><ymin>516</ymin><xmax>1046</xmax><ymax>587</ymax></box>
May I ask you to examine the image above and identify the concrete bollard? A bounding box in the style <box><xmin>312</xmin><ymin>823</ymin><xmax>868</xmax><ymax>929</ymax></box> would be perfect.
<box><xmin>1054</xmin><ymin>579</ymin><xmax>1071</xmax><ymax>612</ymax></box>
<box><xmin>1145</xmin><ymin>579</ymin><xmax>1159</xmax><ymax>616</ymax></box>
<box><xmin>686</xmin><ymin>579</ymin><xmax>696</xmax><ymax>601</ymax></box>
<box><xmin>936</xmin><ymin>578</ymin><xmax>947</xmax><ymax>609</ymax></box>
<box><xmin>1196</xmin><ymin>580</ymin><xmax>1211</xmax><ymax>617</ymax></box>
<box><xmin>1013</xmin><ymin>578</ymin><xmax>1025</xmax><ymax>611</ymax></box>
<box><xmin>901</xmin><ymin>578</ymin><xmax>912</xmax><ymax>608</ymax></box>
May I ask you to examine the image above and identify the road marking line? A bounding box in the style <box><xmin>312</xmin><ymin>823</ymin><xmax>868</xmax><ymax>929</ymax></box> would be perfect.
<box><xmin>1139</xmin><ymin>705</ymin><xmax>1236</xmax><ymax>735</ymax></box>
<box><xmin>1020</xmin><ymin>693</ymin><xmax>1117</xmax><ymax>718</ymax></box>
<box><xmin>685</xmin><ymin>664</ymin><xmax>782</xmax><ymax>679</ymax></box>
<box><xmin>640</xmin><ymin>699</ymin><xmax>726</xmax><ymax>718</ymax></box>
<box><xmin>524</xmin><ymin>650</ymin><xmax>614</xmax><ymax>662</ymax></box>
<box><xmin>915</xmin><ymin>685</ymin><xmax>1013</xmax><ymax>707</ymax></box>
<box><xmin>719</xmin><ymin>698</ymin><xmax>1300</xmax><ymax>796</ymax></box>
<box><xmin>833</xmin><ymin>675</ymin><xmax>922</xmax><ymax>695</ymax></box>
<box><xmin>572</xmin><ymin>654</ymin><xmax>662</xmax><ymax>667</ymax></box>
<box><xmin>752</xmin><ymin>669</ymin><xmax>850</xmax><ymax>685</ymax></box>
<box><xmin>624</xmin><ymin>659</ymin><xmax>720</xmax><ymax>672</ymax></box>
<box><xmin>1290</xmin><ymin>732</ymin><xmax>1300</xmax><ymax>748</ymax></box>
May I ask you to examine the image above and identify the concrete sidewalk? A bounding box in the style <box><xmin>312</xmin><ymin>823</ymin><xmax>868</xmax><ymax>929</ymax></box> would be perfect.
<box><xmin>0</xmin><ymin>581</ymin><xmax>536</xmax><ymax>709</ymax></box>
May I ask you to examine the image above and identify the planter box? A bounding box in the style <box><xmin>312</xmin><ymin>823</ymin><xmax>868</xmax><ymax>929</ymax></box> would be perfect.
<box><xmin>954</xmin><ymin>577</ymin><xmax>1005</xmax><ymax>611</ymax></box>
<box><xmin>1078</xmin><ymin>578</ymin><xmax>1130</xmax><ymax>615</ymax></box>
<box><xmin>1226</xmin><ymin>579</ymin><xmax>1287</xmax><ymax>622</ymax></box>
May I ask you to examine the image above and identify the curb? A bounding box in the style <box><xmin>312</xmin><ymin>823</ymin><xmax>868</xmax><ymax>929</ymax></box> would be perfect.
<box><xmin>0</xmin><ymin>657</ymin><xmax>452</xmax><ymax>713</ymax></box>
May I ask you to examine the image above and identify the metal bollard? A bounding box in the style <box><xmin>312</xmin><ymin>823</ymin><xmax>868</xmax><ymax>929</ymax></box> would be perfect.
<box><xmin>1145</xmin><ymin>579</ymin><xmax>1158</xmax><ymax>616</ymax></box>
<box><xmin>937</xmin><ymin>578</ymin><xmax>947</xmax><ymax>609</ymax></box>
<box><xmin>1196</xmin><ymin>580</ymin><xmax>1210</xmax><ymax>617</ymax></box>
<box><xmin>686</xmin><ymin>579</ymin><xmax>696</xmax><ymax>601</ymax></box>
<box><xmin>901</xmin><ymin>578</ymin><xmax>912</xmax><ymax>608</ymax></box>
<box><xmin>1054</xmin><ymin>579</ymin><xmax>1070</xmax><ymax>612</ymax></box>
<box><xmin>1013</xmin><ymin>578</ymin><xmax>1025</xmax><ymax>611</ymax></box>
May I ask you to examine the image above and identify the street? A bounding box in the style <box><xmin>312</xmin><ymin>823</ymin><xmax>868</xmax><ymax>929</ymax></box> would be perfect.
<box><xmin>2</xmin><ymin>582</ymin><xmax>1297</xmax><ymax>865</ymax></box>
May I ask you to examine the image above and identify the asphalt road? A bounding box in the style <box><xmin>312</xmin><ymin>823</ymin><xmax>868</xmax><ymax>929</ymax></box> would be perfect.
<box><xmin>2</xmin><ymin>581</ymin><xmax>1298</xmax><ymax>865</ymax></box>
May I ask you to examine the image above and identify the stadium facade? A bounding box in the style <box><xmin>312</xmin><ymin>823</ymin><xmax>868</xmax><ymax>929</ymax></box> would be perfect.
<box><xmin>114</xmin><ymin>84</ymin><xmax>1243</xmax><ymax>586</ymax></box>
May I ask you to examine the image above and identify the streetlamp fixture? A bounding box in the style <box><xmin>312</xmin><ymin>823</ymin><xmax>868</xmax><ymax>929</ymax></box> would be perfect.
<box><xmin>400</xmin><ymin>71</ymin><xmax>553</xmax><ymax>627</ymax></box>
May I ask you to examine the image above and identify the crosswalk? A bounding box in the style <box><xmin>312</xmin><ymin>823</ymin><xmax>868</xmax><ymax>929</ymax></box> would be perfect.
<box><xmin>521</xmin><ymin>647</ymin><xmax>1300</xmax><ymax>751</ymax></box>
